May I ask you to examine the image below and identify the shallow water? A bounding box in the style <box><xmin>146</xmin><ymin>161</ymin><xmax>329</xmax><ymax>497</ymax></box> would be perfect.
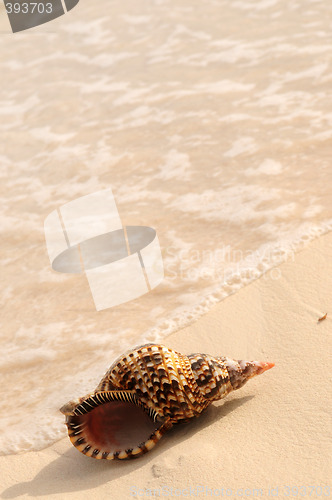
<box><xmin>0</xmin><ymin>0</ymin><xmax>332</xmax><ymax>454</ymax></box>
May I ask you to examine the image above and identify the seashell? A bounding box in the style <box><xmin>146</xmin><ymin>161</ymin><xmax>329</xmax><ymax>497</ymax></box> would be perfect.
<box><xmin>60</xmin><ymin>344</ymin><xmax>274</xmax><ymax>460</ymax></box>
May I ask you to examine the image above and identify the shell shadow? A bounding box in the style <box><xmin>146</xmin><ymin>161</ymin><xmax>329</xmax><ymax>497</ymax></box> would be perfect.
<box><xmin>1</xmin><ymin>395</ymin><xmax>253</xmax><ymax>498</ymax></box>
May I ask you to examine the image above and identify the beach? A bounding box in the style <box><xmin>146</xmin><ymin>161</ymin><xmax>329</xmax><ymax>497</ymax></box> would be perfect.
<box><xmin>1</xmin><ymin>0</ymin><xmax>332</xmax><ymax>496</ymax></box>
<box><xmin>1</xmin><ymin>231</ymin><xmax>331</xmax><ymax>499</ymax></box>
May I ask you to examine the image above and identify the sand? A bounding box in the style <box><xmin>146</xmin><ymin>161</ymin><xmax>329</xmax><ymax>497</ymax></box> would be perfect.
<box><xmin>1</xmin><ymin>232</ymin><xmax>331</xmax><ymax>499</ymax></box>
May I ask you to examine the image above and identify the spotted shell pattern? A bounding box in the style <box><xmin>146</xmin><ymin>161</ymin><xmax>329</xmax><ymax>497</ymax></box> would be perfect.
<box><xmin>61</xmin><ymin>344</ymin><xmax>274</xmax><ymax>460</ymax></box>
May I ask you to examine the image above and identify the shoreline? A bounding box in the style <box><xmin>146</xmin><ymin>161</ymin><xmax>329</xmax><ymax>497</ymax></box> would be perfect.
<box><xmin>1</xmin><ymin>231</ymin><xmax>331</xmax><ymax>499</ymax></box>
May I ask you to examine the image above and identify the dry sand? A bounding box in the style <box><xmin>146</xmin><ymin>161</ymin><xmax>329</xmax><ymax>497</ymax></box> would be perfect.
<box><xmin>1</xmin><ymin>232</ymin><xmax>331</xmax><ymax>499</ymax></box>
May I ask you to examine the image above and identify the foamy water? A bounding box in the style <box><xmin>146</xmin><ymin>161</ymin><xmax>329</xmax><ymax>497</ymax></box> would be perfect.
<box><xmin>1</xmin><ymin>0</ymin><xmax>332</xmax><ymax>455</ymax></box>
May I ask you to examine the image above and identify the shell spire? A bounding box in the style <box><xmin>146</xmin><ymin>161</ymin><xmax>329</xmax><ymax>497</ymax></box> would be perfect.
<box><xmin>60</xmin><ymin>344</ymin><xmax>274</xmax><ymax>460</ymax></box>
<box><xmin>216</xmin><ymin>357</ymin><xmax>275</xmax><ymax>391</ymax></box>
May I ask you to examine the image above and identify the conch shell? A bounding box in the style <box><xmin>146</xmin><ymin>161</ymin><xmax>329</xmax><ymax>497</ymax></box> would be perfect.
<box><xmin>60</xmin><ymin>344</ymin><xmax>274</xmax><ymax>460</ymax></box>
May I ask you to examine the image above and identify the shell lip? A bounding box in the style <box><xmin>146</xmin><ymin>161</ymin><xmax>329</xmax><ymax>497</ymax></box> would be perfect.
<box><xmin>66</xmin><ymin>390</ymin><xmax>162</xmax><ymax>422</ymax></box>
<box><xmin>60</xmin><ymin>401</ymin><xmax>78</xmax><ymax>416</ymax></box>
<box><xmin>61</xmin><ymin>390</ymin><xmax>168</xmax><ymax>460</ymax></box>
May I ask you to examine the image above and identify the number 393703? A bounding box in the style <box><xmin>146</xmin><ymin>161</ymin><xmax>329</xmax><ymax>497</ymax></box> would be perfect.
<box><xmin>5</xmin><ymin>3</ymin><xmax>53</xmax><ymax>14</ymax></box>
